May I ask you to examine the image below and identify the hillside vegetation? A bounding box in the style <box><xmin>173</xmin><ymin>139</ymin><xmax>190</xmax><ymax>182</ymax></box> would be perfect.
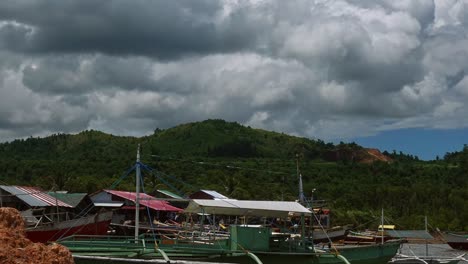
<box><xmin>0</xmin><ymin>119</ymin><xmax>467</xmax><ymax>231</ymax></box>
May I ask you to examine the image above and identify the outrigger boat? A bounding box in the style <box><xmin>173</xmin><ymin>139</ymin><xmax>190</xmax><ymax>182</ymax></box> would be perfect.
<box><xmin>441</xmin><ymin>232</ymin><xmax>468</xmax><ymax>250</ymax></box>
<box><xmin>389</xmin><ymin>253</ymin><xmax>466</xmax><ymax>264</ymax></box>
<box><xmin>58</xmin><ymin>145</ymin><xmax>403</xmax><ymax>264</ymax></box>
<box><xmin>59</xmin><ymin>199</ymin><xmax>403</xmax><ymax>264</ymax></box>
<box><xmin>23</xmin><ymin>209</ymin><xmax>112</xmax><ymax>243</ymax></box>
<box><xmin>389</xmin><ymin>218</ymin><xmax>467</xmax><ymax>264</ymax></box>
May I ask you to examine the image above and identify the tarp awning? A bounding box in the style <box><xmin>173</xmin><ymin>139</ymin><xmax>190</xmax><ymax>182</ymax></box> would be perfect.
<box><xmin>94</xmin><ymin>202</ymin><xmax>124</xmax><ymax>208</ymax></box>
<box><xmin>104</xmin><ymin>190</ymin><xmax>183</xmax><ymax>212</ymax></box>
<box><xmin>184</xmin><ymin>199</ymin><xmax>311</xmax><ymax>218</ymax></box>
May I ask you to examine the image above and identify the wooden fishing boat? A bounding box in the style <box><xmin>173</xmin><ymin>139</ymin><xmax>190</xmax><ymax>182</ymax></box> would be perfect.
<box><xmin>389</xmin><ymin>218</ymin><xmax>467</xmax><ymax>264</ymax></box>
<box><xmin>24</xmin><ymin>210</ymin><xmax>113</xmax><ymax>243</ymax></box>
<box><xmin>344</xmin><ymin>230</ymin><xmax>391</xmax><ymax>244</ymax></box>
<box><xmin>442</xmin><ymin>232</ymin><xmax>468</xmax><ymax>250</ymax></box>
<box><xmin>59</xmin><ymin>227</ymin><xmax>403</xmax><ymax>264</ymax></box>
<box><xmin>344</xmin><ymin>224</ymin><xmax>396</xmax><ymax>244</ymax></box>
<box><xmin>389</xmin><ymin>253</ymin><xmax>466</xmax><ymax>264</ymax></box>
<box><xmin>312</xmin><ymin>226</ymin><xmax>350</xmax><ymax>243</ymax></box>
<box><xmin>0</xmin><ymin>185</ymin><xmax>113</xmax><ymax>243</ymax></box>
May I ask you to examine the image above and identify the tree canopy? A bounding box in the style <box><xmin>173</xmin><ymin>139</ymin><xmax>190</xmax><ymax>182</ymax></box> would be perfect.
<box><xmin>0</xmin><ymin>120</ymin><xmax>466</xmax><ymax>231</ymax></box>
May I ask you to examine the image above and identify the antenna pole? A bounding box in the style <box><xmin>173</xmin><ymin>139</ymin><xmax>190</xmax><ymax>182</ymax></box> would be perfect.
<box><xmin>134</xmin><ymin>144</ymin><xmax>141</xmax><ymax>241</ymax></box>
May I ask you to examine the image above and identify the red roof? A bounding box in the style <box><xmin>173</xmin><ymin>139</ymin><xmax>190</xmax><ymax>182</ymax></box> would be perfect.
<box><xmin>104</xmin><ymin>190</ymin><xmax>183</xmax><ymax>212</ymax></box>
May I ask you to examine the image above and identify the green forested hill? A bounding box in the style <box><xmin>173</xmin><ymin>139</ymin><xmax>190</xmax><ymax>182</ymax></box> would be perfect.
<box><xmin>146</xmin><ymin>119</ymin><xmax>333</xmax><ymax>158</ymax></box>
<box><xmin>0</xmin><ymin>119</ymin><xmax>467</xmax><ymax>231</ymax></box>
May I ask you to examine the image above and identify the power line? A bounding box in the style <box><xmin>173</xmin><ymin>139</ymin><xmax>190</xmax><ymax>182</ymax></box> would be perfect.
<box><xmin>150</xmin><ymin>154</ymin><xmax>295</xmax><ymax>176</ymax></box>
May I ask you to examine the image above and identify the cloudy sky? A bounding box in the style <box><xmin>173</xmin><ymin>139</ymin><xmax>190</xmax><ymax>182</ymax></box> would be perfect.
<box><xmin>1</xmin><ymin>0</ymin><xmax>468</xmax><ymax>160</ymax></box>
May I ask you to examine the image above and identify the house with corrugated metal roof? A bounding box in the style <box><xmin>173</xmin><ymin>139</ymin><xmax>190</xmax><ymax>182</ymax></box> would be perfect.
<box><xmin>0</xmin><ymin>185</ymin><xmax>72</xmax><ymax>209</ymax></box>
<box><xmin>90</xmin><ymin>189</ymin><xmax>184</xmax><ymax>233</ymax></box>
<box><xmin>92</xmin><ymin>189</ymin><xmax>184</xmax><ymax>212</ymax></box>
<box><xmin>152</xmin><ymin>189</ymin><xmax>189</xmax><ymax>212</ymax></box>
<box><xmin>188</xmin><ymin>189</ymin><xmax>229</xmax><ymax>200</ymax></box>
<box><xmin>154</xmin><ymin>189</ymin><xmax>184</xmax><ymax>200</ymax></box>
<box><xmin>0</xmin><ymin>185</ymin><xmax>78</xmax><ymax>224</ymax></box>
<box><xmin>47</xmin><ymin>191</ymin><xmax>97</xmax><ymax>214</ymax></box>
<box><xmin>0</xmin><ymin>185</ymin><xmax>107</xmax><ymax>220</ymax></box>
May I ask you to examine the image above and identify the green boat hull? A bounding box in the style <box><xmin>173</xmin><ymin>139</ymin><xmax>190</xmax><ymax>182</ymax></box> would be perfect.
<box><xmin>184</xmin><ymin>242</ymin><xmax>401</xmax><ymax>264</ymax></box>
<box><xmin>59</xmin><ymin>227</ymin><xmax>402</xmax><ymax>264</ymax></box>
<box><xmin>335</xmin><ymin>241</ymin><xmax>402</xmax><ymax>264</ymax></box>
<box><xmin>68</xmin><ymin>242</ymin><xmax>401</xmax><ymax>264</ymax></box>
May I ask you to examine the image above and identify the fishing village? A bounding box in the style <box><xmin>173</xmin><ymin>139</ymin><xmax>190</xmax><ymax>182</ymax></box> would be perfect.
<box><xmin>0</xmin><ymin>124</ymin><xmax>467</xmax><ymax>264</ymax></box>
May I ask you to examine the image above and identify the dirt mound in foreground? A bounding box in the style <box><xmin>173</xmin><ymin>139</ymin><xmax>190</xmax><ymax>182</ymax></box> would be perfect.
<box><xmin>0</xmin><ymin>207</ymin><xmax>74</xmax><ymax>264</ymax></box>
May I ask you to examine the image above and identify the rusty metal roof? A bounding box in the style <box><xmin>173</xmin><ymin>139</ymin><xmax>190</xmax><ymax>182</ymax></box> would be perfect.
<box><xmin>103</xmin><ymin>189</ymin><xmax>183</xmax><ymax>212</ymax></box>
<box><xmin>0</xmin><ymin>185</ymin><xmax>73</xmax><ymax>207</ymax></box>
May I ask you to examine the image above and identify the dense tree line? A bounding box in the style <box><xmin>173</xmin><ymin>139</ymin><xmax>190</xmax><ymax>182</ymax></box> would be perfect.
<box><xmin>0</xmin><ymin>120</ymin><xmax>466</xmax><ymax>231</ymax></box>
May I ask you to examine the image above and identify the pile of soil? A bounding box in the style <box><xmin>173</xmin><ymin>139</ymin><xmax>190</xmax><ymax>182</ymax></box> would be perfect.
<box><xmin>0</xmin><ymin>207</ymin><xmax>74</xmax><ymax>264</ymax></box>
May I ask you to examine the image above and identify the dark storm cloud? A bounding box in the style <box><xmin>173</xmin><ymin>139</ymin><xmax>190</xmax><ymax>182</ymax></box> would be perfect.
<box><xmin>21</xmin><ymin>55</ymin><xmax>159</xmax><ymax>95</ymax></box>
<box><xmin>0</xmin><ymin>0</ymin><xmax>262</xmax><ymax>58</ymax></box>
<box><xmin>1</xmin><ymin>0</ymin><xmax>468</xmax><ymax>142</ymax></box>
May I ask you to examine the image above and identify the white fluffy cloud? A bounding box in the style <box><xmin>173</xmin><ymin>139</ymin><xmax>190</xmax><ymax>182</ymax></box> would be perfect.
<box><xmin>1</xmin><ymin>0</ymin><xmax>468</xmax><ymax>142</ymax></box>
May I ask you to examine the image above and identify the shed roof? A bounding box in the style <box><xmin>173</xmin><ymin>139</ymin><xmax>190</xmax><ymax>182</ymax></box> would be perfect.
<box><xmin>0</xmin><ymin>185</ymin><xmax>72</xmax><ymax>207</ymax></box>
<box><xmin>156</xmin><ymin>189</ymin><xmax>184</xmax><ymax>199</ymax></box>
<box><xmin>192</xmin><ymin>190</ymin><xmax>229</xmax><ymax>199</ymax></box>
<box><xmin>104</xmin><ymin>190</ymin><xmax>183</xmax><ymax>212</ymax></box>
<box><xmin>47</xmin><ymin>192</ymin><xmax>88</xmax><ymax>208</ymax></box>
<box><xmin>184</xmin><ymin>199</ymin><xmax>311</xmax><ymax>218</ymax></box>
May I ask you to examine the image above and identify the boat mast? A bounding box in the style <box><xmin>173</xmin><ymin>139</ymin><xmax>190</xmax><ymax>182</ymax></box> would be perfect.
<box><xmin>134</xmin><ymin>144</ymin><xmax>141</xmax><ymax>241</ymax></box>
<box><xmin>425</xmin><ymin>215</ymin><xmax>428</xmax><ymax>256</ymax></box>
<box><xmin>381</xmin><ymin>208</ymin><xmax>384</xmax><ymax>244</ymax></box>
<box><xmin>296</xmin><ymin>154</ymin><xmax>304</xmax><ymax>204</ymax></box>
